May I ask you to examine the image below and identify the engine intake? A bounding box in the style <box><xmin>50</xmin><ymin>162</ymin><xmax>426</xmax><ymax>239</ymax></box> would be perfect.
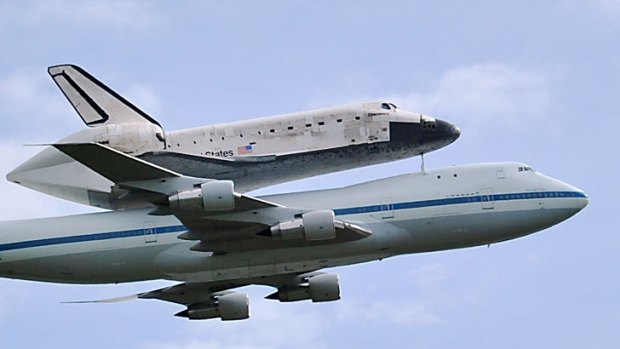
<box><xmin>169</xmin><ymin>180</ymin><xmax>235</xmax><ymax>211</ymax></box>
<box><xmin>270</xmin><ymin>210</ymin><xmax>336</xmax><ymax>241</ymax></box>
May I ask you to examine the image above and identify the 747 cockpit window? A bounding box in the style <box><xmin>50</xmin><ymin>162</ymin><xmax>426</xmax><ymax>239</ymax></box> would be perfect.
<box><xmin>518</xmin><ymin>166</ymin><xmax>534</xmax><ymax>172</ymax></box>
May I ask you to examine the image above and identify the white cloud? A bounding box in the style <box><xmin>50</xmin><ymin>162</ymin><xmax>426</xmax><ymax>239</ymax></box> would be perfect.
<box><xmin>0</xmin><ymin>72</ymin><xmax>41</xmax><ymax>103</ymax></box>
<box><xmin>334</xmin><ymin>264</ymin><xmax>447</xmax><ymax>326</ymax></box>
<box><xmin>149</xmin><ymin>342</ymin><xmax>269</xmax><ymax>349</ymax></box>
<box><xmin>2</xmin><ymin>0</ymin><xmax>164</xmax><ymax>31</ymax></box>
<box><xmin>406</xmin><ymin>262</ymin><xmax>449</xmax><ymax>291</ymax></box>
<box><xmin>592</xmin><ymin>0</ymin><xmax>620</xmax><ymax>14</ymax></box>
<box><xmin>362</xmin><ymin>299</ymin><xmax>443</xmax><ymax>325</ymax></box>
<box><xmin>124</xmin><ymin>84</ymin><xmax>164</xmax><ymax>119</ymax></box>
<box><xmin>392</xmin><ymin>63</ymin><xmax>551</xmax><ymax>132</ymax></box>
<box><xmin>332</xmin><ymin>296</ymin><xmax>437</xmax><ymax>327</ymax></box>
<box><xmin>0</xmin><ymin>67</ymin><xmax>78</xmax><ymax>139</ymax></box>
<box><xmin>0</xmin><ymin>68</ymin><xmax>48</xmax><ymax>107</ymax></box>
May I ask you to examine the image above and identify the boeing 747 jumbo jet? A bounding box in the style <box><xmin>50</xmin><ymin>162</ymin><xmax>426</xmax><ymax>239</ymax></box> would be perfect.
<box><xmin>7</xmin><ymin>65</ymin><xmax>460</xmax><ymax>209</ymax></box>
<box><xmin>0</xmin><ymin>143</ymin><xmax>587</xmax><ymax>321</ymax></box>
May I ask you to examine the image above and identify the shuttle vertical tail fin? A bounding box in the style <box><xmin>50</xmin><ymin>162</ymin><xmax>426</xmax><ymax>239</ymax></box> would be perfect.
<box><xmin>48</xmin><ymin>64</ymin><xmax>162</xmax><ymax>128</ymax></box>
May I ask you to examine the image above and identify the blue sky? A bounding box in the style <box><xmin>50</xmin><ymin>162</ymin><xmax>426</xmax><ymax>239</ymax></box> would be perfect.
<box><xmin>0</xmin><ymin>1</ymin><xmax>617</xmax><ymax>348</ymax></box>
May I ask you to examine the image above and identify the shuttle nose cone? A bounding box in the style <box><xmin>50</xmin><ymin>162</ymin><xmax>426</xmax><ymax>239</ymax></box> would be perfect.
<box><xmin>421</xmin><ymin>118</ymin><xmax>461</xmax><ymax>150</ymax></box>
<box><xmin>436</xmin><ymin>119</ymin><xmax>461</xmax><ymax>143</ymax></box>
<box><xmin>387</xmin><ymin>116</ymin><xmax>461</xmax><ymax>155</ymax></box>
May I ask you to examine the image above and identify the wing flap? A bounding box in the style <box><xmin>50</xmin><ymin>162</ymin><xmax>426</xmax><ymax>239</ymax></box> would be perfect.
<box><xmin>53</xmin><ymin>143</ymin><xmax>180</xmax><ymax>182</ymax></box>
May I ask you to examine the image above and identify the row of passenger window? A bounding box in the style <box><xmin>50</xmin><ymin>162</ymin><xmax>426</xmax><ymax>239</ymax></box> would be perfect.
<box><xmin>497</xmin><ymin>192</ymin><xmax>577</xmax><ymax>200</ymax></box>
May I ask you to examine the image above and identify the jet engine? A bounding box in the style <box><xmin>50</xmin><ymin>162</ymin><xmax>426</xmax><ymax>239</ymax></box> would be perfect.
<box><xmin>169</xmin><ymin>180</ymin><xmax>235</xmax><ymax>211</ymax></box>
<box><xmin>266</xmin><ymin>273</ymin><xmax>341</xmax><ymax>302</ymax></box>
<box><xmin>270</xmin><ymin>210</ymin><xmax>337</xmax><ymax>241</ymax></box>
<box><xmin>177</xmin><ymin>293</ymin><xmax>249</xmax><ymax>321</ymax></box>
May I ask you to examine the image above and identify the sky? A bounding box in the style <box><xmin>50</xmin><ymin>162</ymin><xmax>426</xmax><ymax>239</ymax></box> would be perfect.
<box><xmin>0</xmin><ymin>1</ymin><xmax>617</xmax><ymax>348</ymax></box>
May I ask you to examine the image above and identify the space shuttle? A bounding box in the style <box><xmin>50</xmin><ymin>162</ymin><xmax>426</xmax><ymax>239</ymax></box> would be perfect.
<box><xmin>7</xmin><ymin>64</ymin><xmax>460</xmax><ymax>209</ymax></box>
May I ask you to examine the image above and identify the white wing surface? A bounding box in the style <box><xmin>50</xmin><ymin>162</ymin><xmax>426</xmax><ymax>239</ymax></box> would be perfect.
<box><xmin>53</xmin><ymin>143</ymin><xmax>371</xmax><ymax>254</ymax></box>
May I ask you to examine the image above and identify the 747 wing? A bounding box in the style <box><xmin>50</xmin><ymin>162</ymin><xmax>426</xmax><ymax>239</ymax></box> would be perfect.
<box><xmin>53</xmin><ymin>143</ymin><xmax>371</xmax><ymax>253</ymax></box>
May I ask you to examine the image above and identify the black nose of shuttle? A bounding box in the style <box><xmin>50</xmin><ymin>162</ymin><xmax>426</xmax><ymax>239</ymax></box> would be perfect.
<box><xmin>418</xmin><ymin>118</ymin><xmax>461</xmax><ymax>151</ymax></box>
<box><xmin>435</xmin><ymin>119</ymin><xmax>461</xmax><ymax>143</ymax></box>
<box><xmin>388</xmin><ymin>117</ymin><xmax>460</xmax><ymax>155</ymax></box>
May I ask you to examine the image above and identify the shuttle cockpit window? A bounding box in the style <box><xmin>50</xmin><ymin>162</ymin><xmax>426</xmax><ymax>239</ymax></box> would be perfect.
<box><xmin>518</xmin><ymin>166</ymin><xmax>535</xmax><ymax>172</ymax></box>
<box><xmin>381</xmin><ymin>103</ymin><xmax>399</xmax><ymax>110</ymax></box>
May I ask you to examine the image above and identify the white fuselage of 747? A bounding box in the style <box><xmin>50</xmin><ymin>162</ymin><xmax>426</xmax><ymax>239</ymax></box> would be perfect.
<box><xmin>0</xmin><ymin>162</ymin><xmax>587</xmax><ymax>286</ymax></box>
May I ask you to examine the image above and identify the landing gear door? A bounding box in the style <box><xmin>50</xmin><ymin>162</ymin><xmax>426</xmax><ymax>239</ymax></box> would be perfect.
<box><xmin>481</xmin><ymin>188</ymin><xmax>494</xmax><ymax>210</ymax></box>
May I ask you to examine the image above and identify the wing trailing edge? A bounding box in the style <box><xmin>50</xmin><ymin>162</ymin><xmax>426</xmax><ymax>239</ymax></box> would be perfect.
<box><xmin>53</xmin><ymin>143</ymin><xmax>180</xmax><ymax>183</ymax></box>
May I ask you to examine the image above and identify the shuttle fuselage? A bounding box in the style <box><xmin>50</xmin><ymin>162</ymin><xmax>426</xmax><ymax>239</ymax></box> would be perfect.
<box><xmin>7</xmin><ymin>65</ymin><xmax>459</xmax><ymax>209</ymax></box>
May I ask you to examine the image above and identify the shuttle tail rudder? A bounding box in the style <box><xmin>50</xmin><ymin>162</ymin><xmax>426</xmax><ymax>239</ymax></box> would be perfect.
<box><xmin>48</xmin><ymin>64</ymin><xmax>163</xmax><ymax>128</ymax></box>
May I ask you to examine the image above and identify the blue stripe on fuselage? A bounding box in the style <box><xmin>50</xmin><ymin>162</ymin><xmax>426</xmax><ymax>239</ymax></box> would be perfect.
<box><xmin>0</xmin><ymin>225</ymin><xmax>187</xmax><ymax>253</ymax></box>
<box><xmin>0</xmin><ymin>191</ymin><xmax>586</xmax><ymax>252</ymax></box>
<box><xmin>332</xmin><ymin>190</ymin><xmax>585</xmax><ymax>215</ymax></box>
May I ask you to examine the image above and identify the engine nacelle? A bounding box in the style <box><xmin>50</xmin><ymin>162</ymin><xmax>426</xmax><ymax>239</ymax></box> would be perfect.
<box><xmin>169</xmin><ymin>180</ymin><xmax>235</xmax><ymax>211</ymax></box>
<box><xmin>308</xmin><ymin>273</ymin><xmax>341</xmax><ymax>302</ymax></box>
<box><xmin>218</xmin><ymin>293</ymin><xmax>250</xmax><ymax>320</ymax></box>
<box><xmin>270</xmin><ymin>210</ymin><xmax>336</xmax><ymax>241</ymax></box>
<box><xmin>267</xmin><ymin>273</ymin><xmax>341</xmax><ymax>303</ymax></box>
<box><xmin>181</xmin><ymin>293</ymin><xmax>250</xmax><ymax>321</ymax></box>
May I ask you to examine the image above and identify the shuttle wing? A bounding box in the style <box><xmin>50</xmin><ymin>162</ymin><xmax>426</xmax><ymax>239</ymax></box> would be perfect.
<box><xmin>53</xmin><ymin>143</ymin><xmax>371</xmax><ymax>253</ymax></box>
